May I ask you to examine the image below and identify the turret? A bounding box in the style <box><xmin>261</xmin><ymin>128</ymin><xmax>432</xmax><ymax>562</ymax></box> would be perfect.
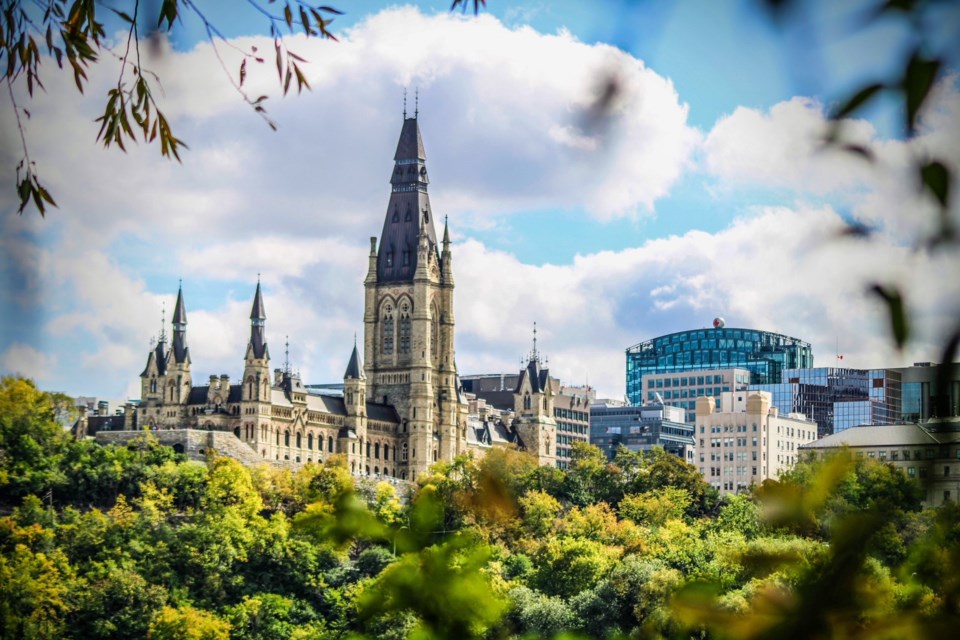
<box><xmin>243</xmin><ymin>280</ymin><xmax>271</xmax><ymax>403</ymax></box>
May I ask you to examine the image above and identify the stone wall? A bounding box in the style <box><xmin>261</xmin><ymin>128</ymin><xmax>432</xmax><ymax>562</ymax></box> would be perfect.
<box><xmin>96</xmin><ymin>429</ymin><xmax>266</xmax><ymax>467</ymax></box>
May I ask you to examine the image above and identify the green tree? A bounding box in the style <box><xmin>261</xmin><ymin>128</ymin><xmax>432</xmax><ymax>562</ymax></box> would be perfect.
<box><xmin>148</xmin><ymin>605</ymin><xmax>230</xmax><ymax>640</ymax></box>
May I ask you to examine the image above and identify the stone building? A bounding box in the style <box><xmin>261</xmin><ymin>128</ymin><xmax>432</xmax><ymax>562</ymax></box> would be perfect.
<box><xmin>91</xmin><ymin>115</ymin><xmax>557</xmax><ymax>477</ymax></box>
<box><xmin>799</xmin><ymin>419</ymin><xmax>960</xmax><ymax>508</ymax></box>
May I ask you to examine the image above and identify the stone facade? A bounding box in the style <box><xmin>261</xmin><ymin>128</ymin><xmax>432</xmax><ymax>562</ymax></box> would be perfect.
<box><xmin>103</xmin><ymin>116</ymin><xmax>557</xmax><ymax>478</ymax></box>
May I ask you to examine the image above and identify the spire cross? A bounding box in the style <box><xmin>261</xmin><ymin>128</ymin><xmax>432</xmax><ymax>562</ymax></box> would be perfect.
<box><xmin>403</xmin><ymin>88</ymin><xmax>407</xmax><ymax>119</ymax></box>
<box><xmin>414</xmin><ymin>87</ymin><xmax>419</xmax><ymax>118</ymax></box>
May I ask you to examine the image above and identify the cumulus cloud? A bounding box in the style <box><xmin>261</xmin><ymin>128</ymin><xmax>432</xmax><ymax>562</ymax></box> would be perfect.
<box><xmin>0</xmin><ymin>343</ymin><xmax>58</xmax><ymax>381</ymax></box>
<box><xmin>454</xmin><ymin>204</ymin><xmax>960</xmax><ymax>397</ymax></box>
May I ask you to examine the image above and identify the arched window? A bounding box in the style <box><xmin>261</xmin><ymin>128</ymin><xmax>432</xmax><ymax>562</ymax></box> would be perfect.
<box><xmin>383</xmin><ymin>444</ymin><xmax>390</xmax><ymax>461</ymax></box>
<box><xmin>524</xmin><ymin>393</ymin><xmax>531</xmax><ymax>410</ymax></box>
<box><xmin>328</xmin><ymin>436</ymin><xmax>334</xmax><ymax>452</ymax></box>
<box><xmin>431</xmin><ymin>309</ymin><xmax>439</xmax><ymax>358</ymax></box>
<box><xmin>276</xmin><ymin>431</ymin><xmax>280</xmax><ymax>446</ymax></box>
<box><xmin>433</xmin><ymin>449</ymin><xmax>438</xmax><ymax>462</ymax></box>
<box><xmin>402</xmin><ymin>442</ymin><xmax>408</xmax><ymax>461</ymax></box>
<box><xmin>382</xmin><ymin>306</ymin><xmax>395</xmax><ymax>355</ymax></box>
<box><xmin>308</xmin><ymin>433</ymin><xmax>313</xmax><ymax>450</ymax></box>
<box><xmin>284</xmin><ymin>430</ymin><xmax>290</xmax><ymax>447</ymax></box>
<box><xmin>375</xmin><ymin>442</ymin><xmax>380</xmax><ymax>459</ymax></box>
<box><xmin>150</xmin><ymin>376</ymin><xmax>157</xmax><ymax>393</ymax></box>
<box><xmin>366</xmin><ymin>441</ymin><xmax>371</xmax><ymax>457</ymax></box>
<box><xmin>296</xmin><ymin>432</ymin><xmax>302</xmax><ymax>448</ymax></box>
<box><xmin>399</xmin><ymin>312</ymin><xmax>411</xmax><ymax>354</ymax></box>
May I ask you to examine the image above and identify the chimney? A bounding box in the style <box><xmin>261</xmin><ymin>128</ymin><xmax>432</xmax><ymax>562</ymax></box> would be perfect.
<box><xmin>97</xmin><ymin>400</ymin><xmax>109</xmax><ymax>416</ymax></box>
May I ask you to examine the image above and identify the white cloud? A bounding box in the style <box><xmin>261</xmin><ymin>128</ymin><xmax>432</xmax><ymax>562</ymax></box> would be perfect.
<box><xmin>0</xmin><ymin>343</ymin><xmax>58</xmax><ymax>381</ymax></box>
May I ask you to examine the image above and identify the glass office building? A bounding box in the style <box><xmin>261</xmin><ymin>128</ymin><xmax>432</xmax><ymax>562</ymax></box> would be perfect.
<box><xmin>625</xmin><ymin>327</ymin><xmax>813</xmax><ymax>406</ymax></box>
<box><xmin>751</xmin><ymin>367</ymin><xmax>902</xmax><ymax>438</ymax></box>
<box><xmin>590</xmin><ymin>401</ymin><xmax>695</xmax><ymax>462</ymax></box>
<box><xmin>894</xmin><ymin>362</ymin><xmax>960</xmax><ymax>422</ymax></box>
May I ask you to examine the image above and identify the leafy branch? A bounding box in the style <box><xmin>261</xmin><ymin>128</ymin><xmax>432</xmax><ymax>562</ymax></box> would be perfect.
<box><xmin>1</xmin><ymin>0</ymin><xmax>343</xmax><ymax>217</ymax></box>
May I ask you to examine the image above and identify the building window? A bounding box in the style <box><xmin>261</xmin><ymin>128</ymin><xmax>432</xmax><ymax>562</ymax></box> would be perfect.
<box><xmin>945</xmin><ymin>466</ymin><xmax>951</xmax><ymax>478</ymax></box>
<box><xmin>402</xmin><ymin>443</ymin><xmax>408</xmax><ymax>461</ymax></box>
<box><xmin>296</xmin><ymin>433</ymin><xmax>302</xmax><ymax>448</ymax></box>
<box><xmin>284</xmin><ymin>431</ymin><xmax>290</xmax><ymax>447</ymax></box>
<box><xmin>308</xmin><ymin>433</ymin><xmax>313</xmax><ymax>450</ymax></box>
<box><xmin>328</xmin><ymin>436</ymin><xmax>334</xmax><ymax>452</ymax></box>
<box><xmin>382</xmin><ymin>311</ymin><xmax>395</xmax><ymax>355</ymax></box>
<box><xmin>399</xmin><ymin>314</ymin><xmax>411</xmax><ymax>354</ymax></box>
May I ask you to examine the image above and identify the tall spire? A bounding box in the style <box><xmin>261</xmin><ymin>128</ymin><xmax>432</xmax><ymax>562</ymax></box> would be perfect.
<box><xmin>249</xmin><ymin>279</ymin><xmax>268</xmax><ymax>359</ymax></box>
<box><xmin>377</xmin><ymin>112</ymin><xmax>437</xmax><ymax>283</ymax></box>
<box><xmin>171</xmin><ymin>283</ymin><xmax>189</xmax><ymax>364</ymax></box>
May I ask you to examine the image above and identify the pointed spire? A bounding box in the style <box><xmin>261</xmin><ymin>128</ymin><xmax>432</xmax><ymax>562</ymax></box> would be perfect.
<box><xmin>250</xmin><ymin>277</ymin><xmax>266</xmax><ymax>322</ymax></box>
<box><xmin>171</xmin><ymin>283</ymin><xmax>189</xmax><ymax>365</ymax></box>
<box><xmin>442</xmin><ymin>215</ymin><xmax>450</xmax><ymax>247</ymax></box>
<box><xmin>344</xmin><ymin>339</ymin><xmax>365</xmax><ymax>380</ymax></box>
<box><xmin>248</xmin><ymin>280</ymin><xmax>268</xmax><ymax>359</ymax></box>
<box><xmin>172</xmin><ymin>284</ymin><xmax>187</xmax><ymax>326</ymax></box>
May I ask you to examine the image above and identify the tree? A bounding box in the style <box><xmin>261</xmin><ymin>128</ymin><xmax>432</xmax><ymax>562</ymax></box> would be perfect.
<box><xmin>147</xmin><ymin>605</ymin><xmax>230</xmax><ymax>640</ymax></box>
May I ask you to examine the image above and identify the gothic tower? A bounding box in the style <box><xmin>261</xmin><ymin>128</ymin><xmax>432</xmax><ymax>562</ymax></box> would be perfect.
<box><xmin>343</xmin><ymin>340</ymin><xmax>367</xmax><ymax>472</ymax></box>
<box><xmin>165</xmin><ymin>285</ymin><xmax>192</xmax><ymax>405</ymax></box>
<box><xmin>363</xmin><ymin>115</ymin><xmax>463</xmax><ymax>479</ymax></box>
<box><xmin>513</xmin><ymin>328</ymin><xmax>557</xmax><ymax>467</ymax></box>
<box><xmin>242</xmin><ymin>281</ymin><xmax>271</xmax><ymax>455</ymax></box>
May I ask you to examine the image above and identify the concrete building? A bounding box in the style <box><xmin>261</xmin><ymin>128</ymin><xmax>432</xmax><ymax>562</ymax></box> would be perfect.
<box><xmin>799</xmin><ymin>419</ymin><xmax>960</xmax><ymax>508</ymax></box>
<box><xmin>625</xmin><ymin>323</ymin><xmax>813</xmax><ymax>406</ymax></box>
<box><xmin>590</xmin><ymin>400</ymin><xmax>695</xmax><ymax>464</ymax></box>
<box><xmin>694</xmin><ymin>391</ymin><xmax>817</xmax><ymax>496</ymax></box>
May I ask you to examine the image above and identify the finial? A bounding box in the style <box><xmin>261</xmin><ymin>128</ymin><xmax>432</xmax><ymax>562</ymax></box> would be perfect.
<box><xmin>159</xmin><ymin>301</ymin><xmax>167</xmax><ymax>342</ymax></box>
<box><xmin>532</xmin><ymin>322</ymin><xmax>538</xmax><ymax>362</ymax></box>
<box><xmin>284</xmin><ymin>335</ymin><xmax>290</xmax><ymax>374</ymax></box>
<box><xmin>178</xmin><ymin>277</ymin><xmax>182</xmax><ymax>290</ymax></box>
<box><xmin>257</xmin><ymin>272</ymin><xmax>261</xmax><ymax>283</ymax></box>
<box><xmin>403</xmin><ymin>88</ymin><xmax>407</xmax><ymax>119</ymax></box>
<box><xmin>149</xmin><ymin>336</ymin><xmax>156</xmax><ymax>349</ymax></box>
<box><xmin>354</xmin><ymin>332</ymin><xmax>357</xmax><ymax>347</ymax></box>
<box><xmin>414</xmin><ymin>87</ymin><xmax>419</xmax><ymax>118</ymax></box>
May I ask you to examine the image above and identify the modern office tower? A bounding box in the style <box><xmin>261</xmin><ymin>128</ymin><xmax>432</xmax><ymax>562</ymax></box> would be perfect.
<box><xmin>625</xmin><ymin>324</ymin><xmax>813</xmax><ymax>406</ymax></box>
<box><xmin>590</xmin><ymin>399</ymin><xmax>695</xmax><ymax>463</ymax></box>
<box><xmin>894</xmin><ymin>362</ymin><xmax>960</xmax><ymax>422</ymax></box>
<box><xmin>638</xmin><ymin>367</ymin><xmax>752</xmax><ymax>420</ymax></box>
<box><xmin>694</xmin><ymin>391</ymin><xmax>817</xmax><ymax>495</ymax></box>
<box><xmin>751</xmin><ymin>368</ymin><xmax>902</xmax><ymax>438</ymax></box>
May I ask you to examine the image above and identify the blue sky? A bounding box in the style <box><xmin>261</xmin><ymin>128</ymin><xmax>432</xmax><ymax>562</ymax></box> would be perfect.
<box><xmin>1</xmin><ymin>0</ymin><xmax>958</xmax><ymax>402</ymax></box>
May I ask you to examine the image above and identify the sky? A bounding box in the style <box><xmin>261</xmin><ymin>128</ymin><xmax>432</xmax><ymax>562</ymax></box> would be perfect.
<box><xmin>1</xmin><ymin>0</ymin><xmax>959</xmax><ymax>403</ymax></box>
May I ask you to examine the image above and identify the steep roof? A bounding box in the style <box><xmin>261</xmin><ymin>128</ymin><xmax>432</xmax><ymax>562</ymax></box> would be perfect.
<box><xmin>376</xmin><ymin>116</ymin><xmax>438</xmax><ymax>283</ymax></box>
<box><xmin>250</xmin><ymin>281</ymin><xmax>266</xmax><ymax>321</ymax></box>
<box><xmin>344</xmin><ymin>343</ymin><xmax>364</xmax><ymax>379</ymax></box>
<box><xmin>515</xmin><ymin>358</ymin><xmax>550</xmax><ymax>394</ymax></box>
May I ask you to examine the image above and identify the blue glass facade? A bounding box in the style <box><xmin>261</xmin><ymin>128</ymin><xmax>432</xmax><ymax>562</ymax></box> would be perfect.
<box><xmin>625</xmin><ymin>328</ymin><xmax>813</xmax><ymax>406</ymax></box>
<box><xmin>751</xmin><ymin>367</ymin><xmax>902</xmax><ymax>437</ymax></box>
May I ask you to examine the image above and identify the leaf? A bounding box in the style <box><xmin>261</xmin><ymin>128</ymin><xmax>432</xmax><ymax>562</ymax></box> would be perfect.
<box><xmin>239</xmin><ymin>58</ymin><xmax>247</xmax><ymax>87</ymax></box>
<box><xmin>920</xmin><ymin>160</ymin><xmax>950</xmax><ymax>209</ymax></box>
<box><xmin>869</xmin><ymin>284</ymin><xmax>910</xmax><ymax>349</ymax></box>
<box><xmin>832</xmin><ymin>83</ymin><xmax>884</xmax><ymax>120</ymax></box>
<box><xmin>902</xmin><ymin>52</ymin><xmax>940</xmax><ymax>133</ymax></box>
<box><xmin>283</xmin><ymin>3</ymin><xmax>293</xmax><ymax>29</ymax></box>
